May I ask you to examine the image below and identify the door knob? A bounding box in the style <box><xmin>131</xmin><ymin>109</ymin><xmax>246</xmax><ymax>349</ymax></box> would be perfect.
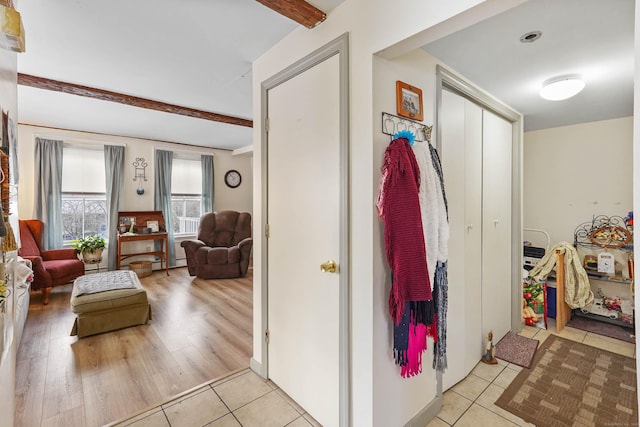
<box><xmin>320</xmin><ymin>260</ymin><xmax>338</xmax><ymax>273</ymax></box>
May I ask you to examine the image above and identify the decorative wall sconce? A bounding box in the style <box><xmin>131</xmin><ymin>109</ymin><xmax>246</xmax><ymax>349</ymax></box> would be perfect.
<box><xmin>133</xmin><ymin>157</ymin><xmax>147</xmax><ymax>195</ymax></box>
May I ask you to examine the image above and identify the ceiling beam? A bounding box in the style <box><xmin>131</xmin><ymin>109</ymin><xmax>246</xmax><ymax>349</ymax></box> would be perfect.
<box><xmin>256</xmin><ymin>0</ymin><xmax>326</xmax><ymax>28</ymax></box>
<box><xmin>17</xmin><ymin>73</ymin><xmax>253</xmax><ymax>128</ymax></box>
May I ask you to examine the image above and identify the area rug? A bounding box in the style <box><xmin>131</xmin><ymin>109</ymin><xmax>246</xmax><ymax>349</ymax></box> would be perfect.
<box><xmin>566</xmin><ymin>315</ymin><xmax>635</xmax><ymax>344</ymax></box>
<box><xmin>496</xmin><ymin>335</ymin><xmax>638</xmax><ymax>427</ymax></box>
<box><xmin>494</xmin><ymin>331</ymin><xmax>539</xmax><ymax>368</ymax></box>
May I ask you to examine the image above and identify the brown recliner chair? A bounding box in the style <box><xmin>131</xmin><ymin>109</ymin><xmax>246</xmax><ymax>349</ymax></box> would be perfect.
<box><xmin>180</xmin><ymin>211</ymin><xmax>252</xmax><ymax>279</ymax></box>
<box><xmin>18</xmin><ymin>219</ymin><xmax>85</xmax><ymax>304</ymax></box>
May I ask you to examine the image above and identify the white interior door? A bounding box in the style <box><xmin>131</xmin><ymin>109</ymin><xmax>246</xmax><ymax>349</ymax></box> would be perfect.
<box><xmin>481</xmin><ymin>110</ymin><xmax>513</xmax><ymax>343</ymax></box>
<box><xmin>267</xmin><ymin>54</ymin><xmax>341</xmax><ymax>426</ymax></box>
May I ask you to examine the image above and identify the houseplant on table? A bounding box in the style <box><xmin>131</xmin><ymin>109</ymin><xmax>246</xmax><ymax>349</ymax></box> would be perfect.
<box><xmin>70</xmin><ymin>234</ymin><xmax>106</xmax><ymax>264</ymax></box>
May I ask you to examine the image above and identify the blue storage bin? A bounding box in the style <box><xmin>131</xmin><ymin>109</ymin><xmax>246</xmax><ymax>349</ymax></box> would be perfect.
<box><xmin>547</xmin><ymin>286</ymin><xmax>556</xmax><ymax>318</ymax></box>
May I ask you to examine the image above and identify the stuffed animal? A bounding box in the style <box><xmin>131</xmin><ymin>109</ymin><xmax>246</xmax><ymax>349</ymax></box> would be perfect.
<box><xmin>522</xmin><ymin>298</ymin><xmax>541</xmax><ymax>326</ymax></box>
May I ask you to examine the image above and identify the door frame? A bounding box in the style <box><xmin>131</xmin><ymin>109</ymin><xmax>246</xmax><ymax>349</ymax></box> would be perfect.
<box><xmin>260</xmin><ymin>33</ymin><xmax>350</xmax><ymax>426</ymax></box>
<box><xmin>434</xmin><ymin>64</ymin><xmax>523</xmax><ymax>394</ymax></box>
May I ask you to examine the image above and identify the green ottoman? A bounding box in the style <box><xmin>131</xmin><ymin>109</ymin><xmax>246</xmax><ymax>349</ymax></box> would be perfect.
<box><xmin>70</xmin><ymin>270</ymin><xmax>151</xmax><ymax>338</ymax></box>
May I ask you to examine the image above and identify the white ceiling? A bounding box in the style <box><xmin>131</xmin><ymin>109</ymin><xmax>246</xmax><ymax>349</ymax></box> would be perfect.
<box><xmin>16</xmin><ymin>0</ymin><xmax>634</xmax><ymax>148</ymax></box>
<box><xmin>422</xmin><ymin>0</ymin><xmax>634</xmax><ymax>132</ymax></box>
<box><xmin>16</xmin><ymin>0</ymin><xmax>344</xmax><ymax>150</ymax></box>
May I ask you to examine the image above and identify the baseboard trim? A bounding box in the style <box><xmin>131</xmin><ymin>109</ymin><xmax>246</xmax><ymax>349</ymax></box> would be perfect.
<box><xmin>404</xmin><ymin>395</ymin><xmax>443</xmax><ymax>427</ymax></box>
<box><xmin>250</xmin><ymin>357</ymin><xmax>265</xmax><ymax>378</ymax></box>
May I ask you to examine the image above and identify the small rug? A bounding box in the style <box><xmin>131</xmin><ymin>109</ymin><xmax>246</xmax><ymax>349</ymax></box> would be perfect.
<box><xmin>496</xmin><ymin>335</ymin><xmax>638</xmax><ymax>427</ymax></box>
<box><xmin>566</xmin><ymin>315</ymin><xmax>635</xmax><ymax>344</ymax></box>
<box><xmin>494</xmin><ymin>331</ymin><xmax>539</xmax><ymax>368</ymax></box>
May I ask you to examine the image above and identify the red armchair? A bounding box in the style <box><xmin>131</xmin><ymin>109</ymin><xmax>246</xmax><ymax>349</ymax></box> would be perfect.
<box><xmin>18</xmin><ymin>220</ymin><xmax>85</xmax><ymax>304</ymax></box>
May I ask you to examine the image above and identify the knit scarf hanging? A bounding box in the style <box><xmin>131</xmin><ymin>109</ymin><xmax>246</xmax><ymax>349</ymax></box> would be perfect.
<box><xmin>428</xmin><ymin>142</ymin><xmax>448</xmax><ymax>219</ymax></box>
<box><xmin>378</xmin><ymin>137</ymin><xmax>436</xmax><ymax>378</ymax></box>
<box><xmin>377</xmin><ymin>137</ymin><xmax>434</xmax><ymax>321</ymax></box>
<box><xmin>425</xmin><ymin>140</ymin><xmax>450</xmax><ymax>373</ymax></box>
<box><xmin>432</xmin><ymin>261</ymin><xmax>448</xmax><ymax>371</ymax></box>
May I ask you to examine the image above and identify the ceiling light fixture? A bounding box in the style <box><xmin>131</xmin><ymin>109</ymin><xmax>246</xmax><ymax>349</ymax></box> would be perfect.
<box><xmin>540</xmin><ymin>75</ymin><xmax>585</xmax><ymax>101</ymax></box>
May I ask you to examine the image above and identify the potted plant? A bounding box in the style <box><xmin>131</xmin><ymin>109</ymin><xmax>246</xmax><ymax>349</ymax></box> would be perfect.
<box><xmin>70</xmin><ymin>234</ymin><xmax>106</xmax><ymax>264</ymax></box>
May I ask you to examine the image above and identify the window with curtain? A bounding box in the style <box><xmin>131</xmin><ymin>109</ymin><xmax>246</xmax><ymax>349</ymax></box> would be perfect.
<box><xmin>61</xmin><ymin>146</ymin><xmax>107</xmax><ymax>242</ymax></box>
<box><xmin>171</xmin><ymin>157</ymin><xmax>202</xmax><ymax>235</ymax></box>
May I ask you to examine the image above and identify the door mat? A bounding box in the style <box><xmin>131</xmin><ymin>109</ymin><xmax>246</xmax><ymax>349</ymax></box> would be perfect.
<box><xmin>496</xmin><ymin>335</ymin><xmax>638</xmax><ymax>427</ymax></box>
<box><xmin>567</xmin><ymin>315</ymin><xmax>635</xmax><ymax>343</ymax></box>
<box><xmin>494</xmin><ymin>331</ymin><xmax>539</xmax><ymax>368</ymax></box>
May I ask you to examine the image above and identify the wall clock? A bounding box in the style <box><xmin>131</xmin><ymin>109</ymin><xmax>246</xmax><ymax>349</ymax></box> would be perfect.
<box><xmin>224</xmin><ymin>170</ymin><xmax>242</xmax><ymax>188</ymax></box>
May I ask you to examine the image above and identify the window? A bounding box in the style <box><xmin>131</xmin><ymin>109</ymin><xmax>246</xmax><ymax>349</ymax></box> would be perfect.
<box><xmin>61</xmin><ymin>147</ymin><xmax>107</xmax><ymax>242</ymax></box>
<box><xmin>171</xmin><ymin>157</ymin><xmax>202</xmax><ymax>235</ymax></box>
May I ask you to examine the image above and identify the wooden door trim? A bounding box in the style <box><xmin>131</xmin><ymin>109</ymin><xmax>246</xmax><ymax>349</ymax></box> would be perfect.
<box><xmin>435</xmin><ymin>64</ymin><xmax>523</xmax><ymax>396</ymax></box>
<box><xmin>260</xmin><ymin>33</ymin><xmax>350</xmax><ymax>426</ymax></box>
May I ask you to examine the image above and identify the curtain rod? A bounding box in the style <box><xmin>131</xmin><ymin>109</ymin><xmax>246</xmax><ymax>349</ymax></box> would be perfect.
<box><xmin>153</xmin><ymin>146</ymin><xmax>216</xmax><ymax>157</ymax></box>
<box><xmin>34</xmin><ymin>133</ymin><xmax>127</xmax><ymax>147</ymax></box>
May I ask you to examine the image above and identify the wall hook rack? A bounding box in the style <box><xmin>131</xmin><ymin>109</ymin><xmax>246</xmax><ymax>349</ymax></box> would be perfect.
<box><xmin>382</xmin><ymin>112</ymin><xmax>432</xmax><ymax>143</ymax></box>
<box><xmin>133</xmin><ymin>157</ymin><xmax>148</xmax><ymax>195</ymax></box>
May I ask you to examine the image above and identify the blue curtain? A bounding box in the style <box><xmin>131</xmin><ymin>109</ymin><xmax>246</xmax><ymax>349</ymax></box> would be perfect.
<box><xmin>154</xmin><ymin>150</ymin><xmax>176</xmax><ymax>266</ymax></box>
<box><xmin>201</xmin><ymin>154</ymin><xmax>214</xmax><ymax>213</ymax></box>
<box><xmin>34</xmin><ymin>138</ymin><xmax>63</xmax><ymax>249</ymax></box>
<box><xmin>104</xmin><ymin>145</ymin><xmax>124</xmax><ymax>270</ymax></box>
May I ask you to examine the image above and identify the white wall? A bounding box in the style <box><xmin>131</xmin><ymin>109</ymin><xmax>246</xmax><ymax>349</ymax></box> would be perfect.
<box><xmin>251</xmin><ymin>1</ymin><xmax>522</xmax><ymax>425</ymax></box>
<box><xmin>372</xmin><ymin>50</ymin><xmax>439</xmax><ymax>425</ymax></box>
<box><xmin>523</xmin><ymin>117</ymin><xmax>633</xmax><ymax>246</ymax></box>
<box><xmin>0</xmin><ymin>39</ymin><xmax>18</xmax><ymax>427</ymax></box>
<box><xmin>17</xmin><ymin>125</ymin><xmax>253</xmax><ymax>267</ymax></box>
<box><xmin>634</xmin><ymin>0</ymin><xmax>639</xmax><ymax>402</ymax></box>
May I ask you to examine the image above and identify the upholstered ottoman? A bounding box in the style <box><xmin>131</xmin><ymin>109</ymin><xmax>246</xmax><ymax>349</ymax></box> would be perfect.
<box><xmin>70</xmin><ymin>270</ymin><xmax>151</xmax><ymax>338</ymax></box>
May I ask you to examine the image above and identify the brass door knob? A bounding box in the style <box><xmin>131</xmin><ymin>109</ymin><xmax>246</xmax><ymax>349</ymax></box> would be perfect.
<box><xmin>320</xmin><ymin>260</ymin><xmax>338</xmax><ymax>273</ymax></box>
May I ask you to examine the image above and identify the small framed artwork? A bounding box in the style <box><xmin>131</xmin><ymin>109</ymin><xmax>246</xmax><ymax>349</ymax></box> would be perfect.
<box><xmin>396</xmin><ymin>81</ymin><xmax>424</xmax><ymax>121</ymax></box>
<box><xmin>147</xmin><ymin>220</ymin><xmax>159</xmax><ymax>233</ymax></box>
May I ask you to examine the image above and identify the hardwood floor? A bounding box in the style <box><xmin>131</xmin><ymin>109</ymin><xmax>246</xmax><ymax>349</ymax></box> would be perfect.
<box><xmin>14</xmin><ymin>267</ymin><xmax>253</xmax><ymax>427</ymax></box>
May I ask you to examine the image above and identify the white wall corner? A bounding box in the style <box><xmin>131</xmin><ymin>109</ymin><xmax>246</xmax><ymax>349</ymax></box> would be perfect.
<box><xmin>232</xmin><ymin>145</ymin><xmax>253</xmax><ymax>156</ymax></box>
<box><xmin>403</xmin><ymin>396</ymin><xmax>443</xmax><ymax>427</ymax></box>
<box><xmin>249</xmin><ymin>357</ymin><xmax>265</xmax><ymax>378</ymax></box>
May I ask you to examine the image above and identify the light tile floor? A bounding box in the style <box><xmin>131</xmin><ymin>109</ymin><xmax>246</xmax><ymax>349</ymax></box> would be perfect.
<box><xmin>108</xmin><ymin>369</ymin><xmax>321</xmax><ymax>427</ymax></box>
<box><xmin>427</xmin><ymin>318</ymin><xmax>636</xmax><ymax>426</ymax></box>
<box><xmin>109</xmin><ymin>319</ymin><xmax>635</xmax><ymax>427</ymax></box>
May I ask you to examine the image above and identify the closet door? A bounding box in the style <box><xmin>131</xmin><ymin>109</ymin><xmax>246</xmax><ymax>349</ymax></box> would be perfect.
<box><xmin>440</xmin><ymin>89</ymin><xmax>483</xmax><ymax>390</ymax></box>
<box><xmin>481</xmin><ymin>110</ymin><xmax>513</xmax><ymax>343</ymax></box>
<box><xmin>463</xmin><ymin>100</ymin><xmax>483</xmax><ymax>374</ymax></box>
<box><xmin>440</xmin><ymin>89</ymin><xmax>514</xmax><ymax>390</ymax></box>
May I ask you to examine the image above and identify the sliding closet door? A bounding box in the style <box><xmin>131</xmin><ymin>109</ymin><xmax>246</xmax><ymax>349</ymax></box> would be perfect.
<box><xmin>440</xmin><ymin>89</ymin><xmax>515</xmax><ymax>390</ymax></box>
<box><xmin>440</xmin><ymin>89</ymin><xmax>483</xmax><ymax>390</ymax></box>
<box><xmin>481</xmin><ymin>110</ymin><xmax>513</xmax><ymax>343</ymax></box>
<box><xmin>463</xmin><ymin>101</ymin><xmax>483</xmax><ymax>374</ymax></box>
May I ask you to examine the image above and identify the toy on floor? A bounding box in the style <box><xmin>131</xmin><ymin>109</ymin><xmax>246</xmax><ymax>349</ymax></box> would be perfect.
<box><xmin>481</xmin><ymin>330</ymin><xmax>498</xmax><ymax>365</ymax></box>
<box><xmin>522</xmin><ymin>297</ymin><xmax>542</xmax><ymax>326</ymax></box>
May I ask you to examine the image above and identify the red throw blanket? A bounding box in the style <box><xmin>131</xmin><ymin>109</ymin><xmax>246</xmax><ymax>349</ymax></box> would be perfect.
<box><xmin>377</xmin><ymin>137</ymin><xmax>432</xmax><ymax>324</ymax></box>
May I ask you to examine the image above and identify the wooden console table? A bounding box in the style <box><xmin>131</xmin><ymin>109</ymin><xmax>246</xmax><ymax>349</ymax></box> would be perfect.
<box><xmin>116</xmin><ymin>210</ymin><xmax>170</xmax><ymax>276</ymax></box>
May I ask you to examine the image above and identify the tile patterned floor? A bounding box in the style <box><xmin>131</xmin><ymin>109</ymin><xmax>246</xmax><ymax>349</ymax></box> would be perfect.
<box><xmin>110</xmin><ymin>319</ymin><xmax>635</xmax><ymax>427</ymax></box>
<box><xmin>427</xmin><ymin>319</ymin><xmax>636</xmax><ymax>426</ymax></box>
<box><xmin>107</xmin><ymin>369</ymin><xmax>320</xmax><ymax>427</ymax></box>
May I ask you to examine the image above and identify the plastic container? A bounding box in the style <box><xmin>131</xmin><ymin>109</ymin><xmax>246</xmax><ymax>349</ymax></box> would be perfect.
<box><xmin>547</xmin><ymin>286</ymin><xmax>556</xmax><ymax>318</ymax></box>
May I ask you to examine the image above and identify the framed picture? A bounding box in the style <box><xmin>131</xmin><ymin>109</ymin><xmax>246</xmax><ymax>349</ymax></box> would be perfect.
<box><xmin>147</xmin><ymin>220</ymin><xmax>159</xmax><ymax>233</ymax></box>
<box><xmin>396</xmin><ymin>81</ymin><xmax>424</xmax><ymax>121</ymax></box>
